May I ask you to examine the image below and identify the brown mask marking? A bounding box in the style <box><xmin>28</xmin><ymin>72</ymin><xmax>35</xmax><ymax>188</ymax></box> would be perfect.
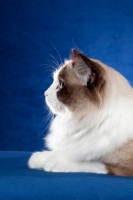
<box><xmin>57</xmin><ymin>49</ymin><xmax>107</xmax><ymax>112</ymax></box>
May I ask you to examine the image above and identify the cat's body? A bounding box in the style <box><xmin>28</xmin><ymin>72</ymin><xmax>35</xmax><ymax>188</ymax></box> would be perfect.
<box><xmin>28</xmin><ymin>49</ymin><xmax>133</xmax><ymax>176</ymax></box>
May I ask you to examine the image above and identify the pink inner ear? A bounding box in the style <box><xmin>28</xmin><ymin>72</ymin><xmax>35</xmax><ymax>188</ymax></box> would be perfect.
<box><xmin>74</xmin><ymin>60</ymin><xmax>93</xmax><ymax>83</ymax></box>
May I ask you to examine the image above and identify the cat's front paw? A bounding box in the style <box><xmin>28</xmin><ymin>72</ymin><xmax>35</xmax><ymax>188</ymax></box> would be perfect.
<box><xmin>28</xmin><ymin>151</ymin><xmax>50</xmax><ymax>169</ymax></box>
<box><xmin>42</xmin><ymin>154</ymin><xmax>69</xmax><ymax>172</ymax></box>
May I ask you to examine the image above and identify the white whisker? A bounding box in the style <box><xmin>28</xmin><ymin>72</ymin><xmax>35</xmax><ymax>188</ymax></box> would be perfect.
<box><xmin>49</xmin><ymin>54</ymin><xmax>59</xmax><ymax>66</ymax></box>
<box><xmin>50</xmin><ymin>43</ymin><xmax>63</xmax><ymax>64</ymax></box>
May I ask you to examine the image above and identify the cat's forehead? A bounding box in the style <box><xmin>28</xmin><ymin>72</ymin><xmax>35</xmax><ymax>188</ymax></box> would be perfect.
<box><xmin>53</xmin><ymin>59</ymin><xmax>72</xmax><ymax>81</ymax></box>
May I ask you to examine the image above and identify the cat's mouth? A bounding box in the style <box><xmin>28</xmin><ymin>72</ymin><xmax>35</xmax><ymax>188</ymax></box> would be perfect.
<box><xmin>45</xmin><ymin>90</ymin><xmax>67</xmax><ymax>114</ymax></box>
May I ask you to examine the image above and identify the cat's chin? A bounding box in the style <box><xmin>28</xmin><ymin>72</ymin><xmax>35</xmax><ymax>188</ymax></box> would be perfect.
<box><xmin>48</xmin><ymin>105</ymin><xmax>66</xmax><ymax>115</ymax></box>
<box><xmin>45</xmin><ymin>97</ymin><xmax>66</xmax><ymax>115</ymax></box>
<box><xmin>51</xmin><ymin>110</ymin><xmax>66</xmax><ymax>115</ymax></box>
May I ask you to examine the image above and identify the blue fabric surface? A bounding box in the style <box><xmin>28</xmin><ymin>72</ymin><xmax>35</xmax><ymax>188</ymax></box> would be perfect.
<box><xmin>0</xmin><ymin>0</ymin><xmax>133</xmax><ymax>151</ymax></box>
<box><xmin>0</xmin><ymin>151</ymin><xmax>133</xmax><ymax>200</ymax></box>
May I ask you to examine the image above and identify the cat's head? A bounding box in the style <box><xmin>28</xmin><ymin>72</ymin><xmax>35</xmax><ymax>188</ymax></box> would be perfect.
<box><xmin>45</xmin><ymin>49</ymin><xmax>108</xmax><ymax>115</ymax></box>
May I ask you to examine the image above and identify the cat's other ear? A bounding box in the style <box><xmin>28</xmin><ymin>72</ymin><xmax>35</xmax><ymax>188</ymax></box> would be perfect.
<box><xmin>70</xmin><ymin>49</ymin><xmax>81</xmax><ymax>59</ymax></box>
<box><xmin>70</xmin><ymin>49</ymin><xmax>96</xmax><ymax>85</ymax></box>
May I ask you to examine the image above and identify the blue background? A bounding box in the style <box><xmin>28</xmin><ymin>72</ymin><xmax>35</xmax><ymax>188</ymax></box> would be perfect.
<box><xmin>0</xmin><ymin>0</ymin><xmax>133</xmax><ymax>151</ymax></box>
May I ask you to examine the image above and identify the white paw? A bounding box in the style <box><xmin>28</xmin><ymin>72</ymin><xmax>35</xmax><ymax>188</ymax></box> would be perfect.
<box><xmin>42</xmin><ymin>154</ymin><xmax>68</xmax><ymax>172</ymax></box>
<box><xmin>28</xmin><ymin>151</ymin><xmax>107</xmax><ymax>174</ymax></box>
<box><xmin>28</xmin><ymin>151</ymin><xmax>67</xmax><ymax>172</ymax></box>
<box><xmin>28</xmin><ymin>151</ymin><xmax>51</xmax><ymax>169</ymax></box>
<box><xmin>43</xmin><ymin>159</ymin><xmax>107</xmax><ymax>173</ymax></box>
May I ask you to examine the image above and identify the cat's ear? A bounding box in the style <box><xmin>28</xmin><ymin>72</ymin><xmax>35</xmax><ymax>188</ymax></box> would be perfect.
<box><xmin>70</xmin><ymin>49</ymin><xmax>80</xmax><ymax>59</ymax></box>
<box><xmin>70</xmin><ymin>49</ymin><xmax>96</xmax><ymax>85</ymax></box>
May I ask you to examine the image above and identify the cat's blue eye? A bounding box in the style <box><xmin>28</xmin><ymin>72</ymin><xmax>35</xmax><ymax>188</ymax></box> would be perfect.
<box><xmin>59</xmin><ymin>81</ymin><xmax>64</xmax><ymax>89</ymax></box>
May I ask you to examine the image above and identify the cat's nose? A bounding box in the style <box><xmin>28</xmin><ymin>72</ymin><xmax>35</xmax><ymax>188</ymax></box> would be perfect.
<box><xmin>44</xmin><ymin>91</ymin><xmax>48</xmax><ymax>97</ymax></box>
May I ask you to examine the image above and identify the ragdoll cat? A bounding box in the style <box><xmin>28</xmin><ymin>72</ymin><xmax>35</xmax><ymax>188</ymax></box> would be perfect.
<box><xmin>28</xmin><ymin>49</ymin><xmax>133</xmax><ymax>176</ymax></box>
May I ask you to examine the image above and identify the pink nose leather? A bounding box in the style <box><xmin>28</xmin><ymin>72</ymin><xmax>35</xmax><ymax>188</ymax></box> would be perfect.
<box><xmin>44</xmin><ymin>92</ymin><xmax>48</xmax><ymax>97</ymax></box>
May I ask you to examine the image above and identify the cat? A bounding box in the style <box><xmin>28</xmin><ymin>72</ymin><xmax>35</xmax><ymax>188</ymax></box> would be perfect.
<box><xmin>28</xmin><ymin>49</ymin><xmax>133</xmax><ymax>176</ymax></box>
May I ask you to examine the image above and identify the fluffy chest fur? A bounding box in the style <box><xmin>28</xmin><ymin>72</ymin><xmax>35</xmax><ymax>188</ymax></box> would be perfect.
<box><xmin>45</xmin><ymin>98</ymin><xmax>133</xmax><ymax>163</ymax></box>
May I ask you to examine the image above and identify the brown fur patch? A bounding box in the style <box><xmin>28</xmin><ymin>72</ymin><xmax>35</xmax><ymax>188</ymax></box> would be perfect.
<box><xmin>56</xmin><ymin>54</ymin><xmax>106</xmax><ymax>112</ymax></box>
<box><xmin>77</xmin><ymin>54</ymin><xmax>106</xmax><ymax>101</ymax></box>
<box><xmin>57</xmin><ymin>72</ymin><xmax>83</xmax><ymax>112</ymax></box>
<box><xmin>106</xmin><ymin>164</ymin><xmax>133</xmax><ymax>176</ymax></box>
<box><xmin>102</xmin><ymin>140</ymin><xmax>133</xmax><ymax>176</ymax></box>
